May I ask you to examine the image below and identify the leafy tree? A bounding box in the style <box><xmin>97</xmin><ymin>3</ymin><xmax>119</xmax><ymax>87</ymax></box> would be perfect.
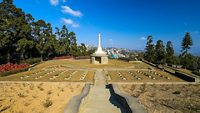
<box><xmin>144</xmin><ymin>36</ymin><xmax>155</xmax><ymax>62</ymax></box>
<box><xmin>16</xmin><ymin>38</ymin><xmax>34</xmax><ymax>60</ymax></box>
<box><xmin>181</xmin><ymin>32</ymin><xmax>193</xmax><ymax>56</ymax></box>
<box><xmin>70</xmin><ymin>45</ymin><xmax>80</xmax><ymax>57</ymax></box>
<box><xmin>79</xmin><ymin>43</ymin><xmax>87</xmax><ymax>56</ymax></box>
<box><xmin>173</xmin><ymin>56</ymin><xmax>180</xmax><ymax>65</ymax></box>
<box><xmin>32</xmin><ymin>20</ymin><xmax>54</xmax><ymax>61</ymax></box>
<box><xmin>87</xmin><ymin>49</ymin><xmax>95</xmax><ymax>55</ymax></box>
<box><xmin>155</xmin><ymin>40</ymin><xmax>166</xmax><ymax>64</ymax></box>
<box><xmin>180</xmin><ymin>32</ymin><xmax>193</xmax><ymax>68</ymax></box>
<box><xmin>0</xmin><ymin>0</ymin><xmax>30</xmax><ymax>62</ymax></box>
<box><xmin>68</xmin><ymin>32</ymin><xmax>77</xmax><ymax>46</ymax></box>
<box><xmin>68</xmin><ymin>32</ymin><xmax>78</xmax><ymax>56</ymax></box>
<box><xmin>55</xmin><ymin>25</ymin><xmax>70</xmax><ymax>55</ymax></box>
<box><xmin>43</xmin><ymin>35</ymin><xmax>57</xmax><ymax>59</ymax></box>
<box><xmin>166</xmin><ymin>41</ymin><xmax>174</xmax><ymax>64</ymax></box>
<box><xmin>0</xmin><ymin>0</ymin><xmax>88</xmax><ymax>64</ymax></box>
<box><xmin>180</xmin><ymin>53</ymin><xmax>194</xmax><ymax>69</ymax></box>
<box><xmin>192</xmin><ymin>57</ymin><xmax>198</xmax><ymax>70</ymax></box>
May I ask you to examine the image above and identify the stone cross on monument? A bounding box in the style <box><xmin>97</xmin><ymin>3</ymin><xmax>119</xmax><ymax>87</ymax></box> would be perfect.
<box><xmin>96</xmin><ymin>33</ymin><xmax>104</xmax><ymax>54</ymax></box>
<box><xmin>90</xmin><ymin>33</ymin><xmax>108</xmax><ymax>64</ymax></box>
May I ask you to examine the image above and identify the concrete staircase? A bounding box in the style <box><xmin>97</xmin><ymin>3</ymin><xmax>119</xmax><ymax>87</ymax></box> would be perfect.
<box><xmin>78</xmin><ymin>70</ymin><xmax>121</xmax><ymax>113</ymax></box>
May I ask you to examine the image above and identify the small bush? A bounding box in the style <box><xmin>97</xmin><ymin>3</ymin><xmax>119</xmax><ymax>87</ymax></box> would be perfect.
<box><xmin>47</xmin><ymin>90</ymin><xmax>52</xmax><ymax>95</ymax></box>
<box><xmin>24</xmin><ymin>102</ymin><xmax>30</xmax><ymax>106</ymax></box>
<box><xmin>192</xmin><ymin>70</ymin><xmax>200</xmax><ymax>76</ymax></box>
<box><xmin>173</xmin><ymin>90</ymin><xmax>181</xmax><ymax>94</ymax></box>
<box><xmin>21</xmin><ymin>58</ymin><xmax>41</xmax><ymax>65</ymax></box>
<box><xmin>18</xmin><ymin>93</ymin><xmax>27</xmax><ymax>98</ymax></box>
<box><xmin>38</xmin><ymin>86</ymin><xmax>44</xmax><ymax>91</ymax></box>
<box><xmin>29</xmin><ymin>85</ymin><xmax>34</xmax><ymax>90</ymax></box>
<box><xmin>43</xmin><ymin>99</ymin><xmax>53</xmax><ymax>108</ymax></box>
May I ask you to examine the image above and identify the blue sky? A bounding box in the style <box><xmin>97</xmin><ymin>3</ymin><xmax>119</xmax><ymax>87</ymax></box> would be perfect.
<box><xmin>7</xmin><ymin>0</ymin><xmax>200</xmax><ymax>54</ymax></box>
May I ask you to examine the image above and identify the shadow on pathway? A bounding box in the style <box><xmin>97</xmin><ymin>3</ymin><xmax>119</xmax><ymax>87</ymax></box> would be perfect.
<box><xmin>106</xmin><ymin>84</ymin><xmax>132</xmax><ymax>113</ymax></box>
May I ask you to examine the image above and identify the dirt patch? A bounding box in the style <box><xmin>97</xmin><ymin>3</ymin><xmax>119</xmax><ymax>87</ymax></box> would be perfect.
<box><xmin>0</xmin><ymin>82</ymin><xmax>83</xmax><ymax>113</ymax></box>
<box><xmin>119</xmin><ymin>84</ymin><xmax>200</xmax><ymax>113</ymax></box>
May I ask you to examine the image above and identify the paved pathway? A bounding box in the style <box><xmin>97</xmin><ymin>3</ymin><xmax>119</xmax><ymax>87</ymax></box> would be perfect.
<box><xmin>79</xmin><ymin>70</ymin><xmax>121</xmax><ymax>113</ymax></box>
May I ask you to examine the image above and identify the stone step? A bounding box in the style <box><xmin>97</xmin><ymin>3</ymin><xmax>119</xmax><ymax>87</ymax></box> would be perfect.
<box><xmin>78</xmin><ymin>70</ymin><xmax>121</xmax><ymax>113</ymax></box>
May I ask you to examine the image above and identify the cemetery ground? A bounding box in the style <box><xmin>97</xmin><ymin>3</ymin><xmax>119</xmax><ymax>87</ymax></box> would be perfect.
<box><xmin>0</xmin><ymin>59</ymin><xmax>199</xmax><ymax>113</ymax></box>
<box><xmin>0</xmin><ymin>59</ymin><xmax>184</xmax><ymax>82</ymax></box>
<box><xmin>0</xmin><ymin>82</ymin><xmax>83</xmax><ymax>113</ymax></box>
<box><xmin>118</xmin><ymin>84</ymin><xmax>200</xmax><ymax>113</ymax></box>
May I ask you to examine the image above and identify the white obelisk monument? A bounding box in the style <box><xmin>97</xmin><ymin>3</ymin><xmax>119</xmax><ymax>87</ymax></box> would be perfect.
<box><xmin>90</xmin><ymin>33</ymin><xmax>108</xmax><ymax>64</ymax></box>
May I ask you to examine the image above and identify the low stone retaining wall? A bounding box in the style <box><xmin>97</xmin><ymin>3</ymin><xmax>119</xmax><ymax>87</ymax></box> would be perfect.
<box><xmin>108</xmin><ymin>84</ymin><xmax>147</xmax><ymax>113</ymax></box>
<box><xmin>142</xmin><ymin>60</ymin><xmax>196</xmax><ymax>82</ymax></box>
<box><xmin>63</xmin><ymin>84</ymin><xmax>90</xmax><ymax>113</ymax></box>
<box><xmin>175</xmin><ymin>71</ymin><xmax>196</xmax><ymax>82</ymax></box>
<box><xmin>106</xmin><ymin>84</ymin><xmax>132</xmax><ymax>113</ymax></box>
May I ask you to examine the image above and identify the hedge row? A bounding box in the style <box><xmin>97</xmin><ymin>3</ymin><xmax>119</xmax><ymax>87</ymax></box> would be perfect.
<box><xmin>0</xmin><ymin>67</ymin><xmax>29</xmax><ymax>77</ymax></box>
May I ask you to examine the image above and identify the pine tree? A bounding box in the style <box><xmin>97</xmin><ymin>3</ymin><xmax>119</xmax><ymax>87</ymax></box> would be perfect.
<box><xmin>144</xmin><ymin>36</ymin><xmax>155</xmax><ymax>62</ymax></box>
<box><xmin>155</xmin><ymin>40</ymin><xmax>165</xmax><ymax>64</ymax></box>
<box><xmin>181</xmin><ymin>32</ymin><xmax>193</xmax><ymax>56</ymax></box>
<box><xmin>166</xmin><ymin>41</ymin><xmax>174</xmax><ymax>64</ymax></box>
<box><xmin>0</xmin><ymin>0</ymin><xmax>30</xmax><ymax>62</ymax></box>
<box><xmin>180</xmin><ymin>32</ymin><xmax>193</xmax><ymax>68</ymax></box>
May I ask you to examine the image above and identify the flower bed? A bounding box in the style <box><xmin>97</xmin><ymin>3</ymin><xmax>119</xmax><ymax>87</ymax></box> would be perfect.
<box><xmin>0</xmin><ymin>63</ymin><xmax>30</xmax><ymax>76</ymax></box>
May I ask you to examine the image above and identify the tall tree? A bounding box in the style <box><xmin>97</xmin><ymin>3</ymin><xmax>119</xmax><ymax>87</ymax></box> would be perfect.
<box><xmin>166</xmin><ymin>41</ymin><xmax>174</xmax><ymax>64</ymax></box>
<box><xmin>0</xmin><ymin>0</ymin><xmax>29</xmax><ymax>62</ymax></box>
<box><xmin>181</xmin><ymin>32</ymin><xmax>193</xmax><ymax>56</ymax></box>
<box><xmin>32</xmin><ymin>20</ymin><xmax>54</xmax><ymax>61</ymax></box>
<box><xmin>144</xmin><ymin>36</ymin><xmax>155</xmax><ymax>62</ymax></box>
<box><xmin>68</xmin><ymin>32</ymin><xmax>78</xmax><ymax>56</ymax></box>
<box><xmin>180</xmin><ymin>32</ymin><xmax>193</xmax><ymax>68</ymax></box>
<box><xmin>79</xmin><ymin>43</ymin><xmax>87</xmax><ymax>56</ymax></box>
<box><xmin>198</xmin><ymin>57</ymin><xmax>200</xmax><ymax>69</ymax></box>
<box><xmin>16</xmin><ymin>38</ymin><xmax>34</xmax><ymax>60</ymax></box>
<box><xmin>55</xmin><ymin>25</ymin><xmax>70</xmax><ymax>55</ymax></box>
<box><xmin>155</xmin><ymin>40</ymin><xmax>166</xmax><ymax>64</ymax></box>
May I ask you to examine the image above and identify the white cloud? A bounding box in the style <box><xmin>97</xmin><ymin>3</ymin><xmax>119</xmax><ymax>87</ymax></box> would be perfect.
<box><xmin>61</xmin><ymin>18</ymin><xmax>79</xmax><ymax>28</ymax></box>
<box><xmin>50</xmin><ymin>0</ymin><xmax>59</xmax><ymax>6</ymax></box>
<box><xmin>72</xmin><ymin>24</ymin><xmax>79</xmax><ymax>28</ymax></box>
<box><xmin>62</xmin><ymin>18</ymin><xmax>73</xmax><ymax>24</ymax></box>
<box><xmin>140</xmin><ymin>37</ymin><xmax>146</xmax><ymax>41</ymax></box>
<box><xmin>61</xmin><ymin>6</ymin><xmax>82</xmax><ymax>17</ymax></box>
<box><xmin>108</xmin><ymin>39</ymin><xmax>114</xmax><ymax>45</ymax></box>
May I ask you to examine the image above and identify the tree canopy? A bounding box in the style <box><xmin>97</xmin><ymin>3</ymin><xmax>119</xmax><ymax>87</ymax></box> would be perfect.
<box><xmin>0</xmin><ymin>0</ymin><xmax>87</xmax><ymax>64</ymax></box>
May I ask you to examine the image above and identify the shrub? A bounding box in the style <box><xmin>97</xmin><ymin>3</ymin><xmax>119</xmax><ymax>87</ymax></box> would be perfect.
<box><xmin>75</xmin><ymin>56</ymin><xmax>90</xmax><ymax>59</ymax></box>
<box><xmin>47</xmin><ymin>90</ymin><xmax>52</xmax><ymax>95</ymax></box>
<box><xmin>173</xmin><ymin>90</ymin><xmax>181</xmax><ymax>94</ymax></box>
<box><xmin>0</xmin><ymin>67</ymin><xmax>29</xmax><ymax>77</ymax></box>
<box><xmin>18</xmin><ymin>93</ymin><xmax>27</xmax><ymax>98</ymax></box>
<box><xmin>53</xmin><ymin>56</ymin><xmax>73</xmax><ymax>60</ymax></box>
<box><xmin>43</xmin><ymin>99</ymin><xmax>53</xmax><ymax>108</ymax></box>
<box><xmin>38</xmin><ymin>86</ymin><xmax>44</xmax><ymax>91</ymax></box>
<box><xmin>192</xmin><ymin>70</ymin><xmax>200</xmax><ymax>76</ymax></box>
<box><xmin>21</xmin><ymin>58</ymin><xmax>41</xmax><ymax>64</ymax></box>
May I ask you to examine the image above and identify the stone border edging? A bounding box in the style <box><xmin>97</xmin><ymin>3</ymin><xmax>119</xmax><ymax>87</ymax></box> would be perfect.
<box><xmin>63</xmin><ymin>84</ymin><xmax>90</xmax><ymax>113</ymax></box>
<box><xmin>112</xmin><ymin>84</ymin><xmax>147</xmax><ymax>113</ymax></box>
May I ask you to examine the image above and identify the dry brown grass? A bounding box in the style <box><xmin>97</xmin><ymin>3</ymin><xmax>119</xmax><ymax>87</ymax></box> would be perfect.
<box><xmin>0</xmin><ymin>82</ymin><xmax>83</xmax><ymax>113</ymax></box>
<box><xmin>119</xmin><ymin>84</ymin><xmax>200</xmax><ymax>113</ymax></box>
<box><xmin>29</xmin><ymin>59</ymin><xmax>134</xmax><ymax>69</ymax></box>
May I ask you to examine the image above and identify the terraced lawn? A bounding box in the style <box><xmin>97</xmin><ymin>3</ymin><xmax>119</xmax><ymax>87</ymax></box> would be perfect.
<box><xmin>107</xmin><ymin>70</ymin><xmax>184</xmax><ymax>82</ymax></box>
